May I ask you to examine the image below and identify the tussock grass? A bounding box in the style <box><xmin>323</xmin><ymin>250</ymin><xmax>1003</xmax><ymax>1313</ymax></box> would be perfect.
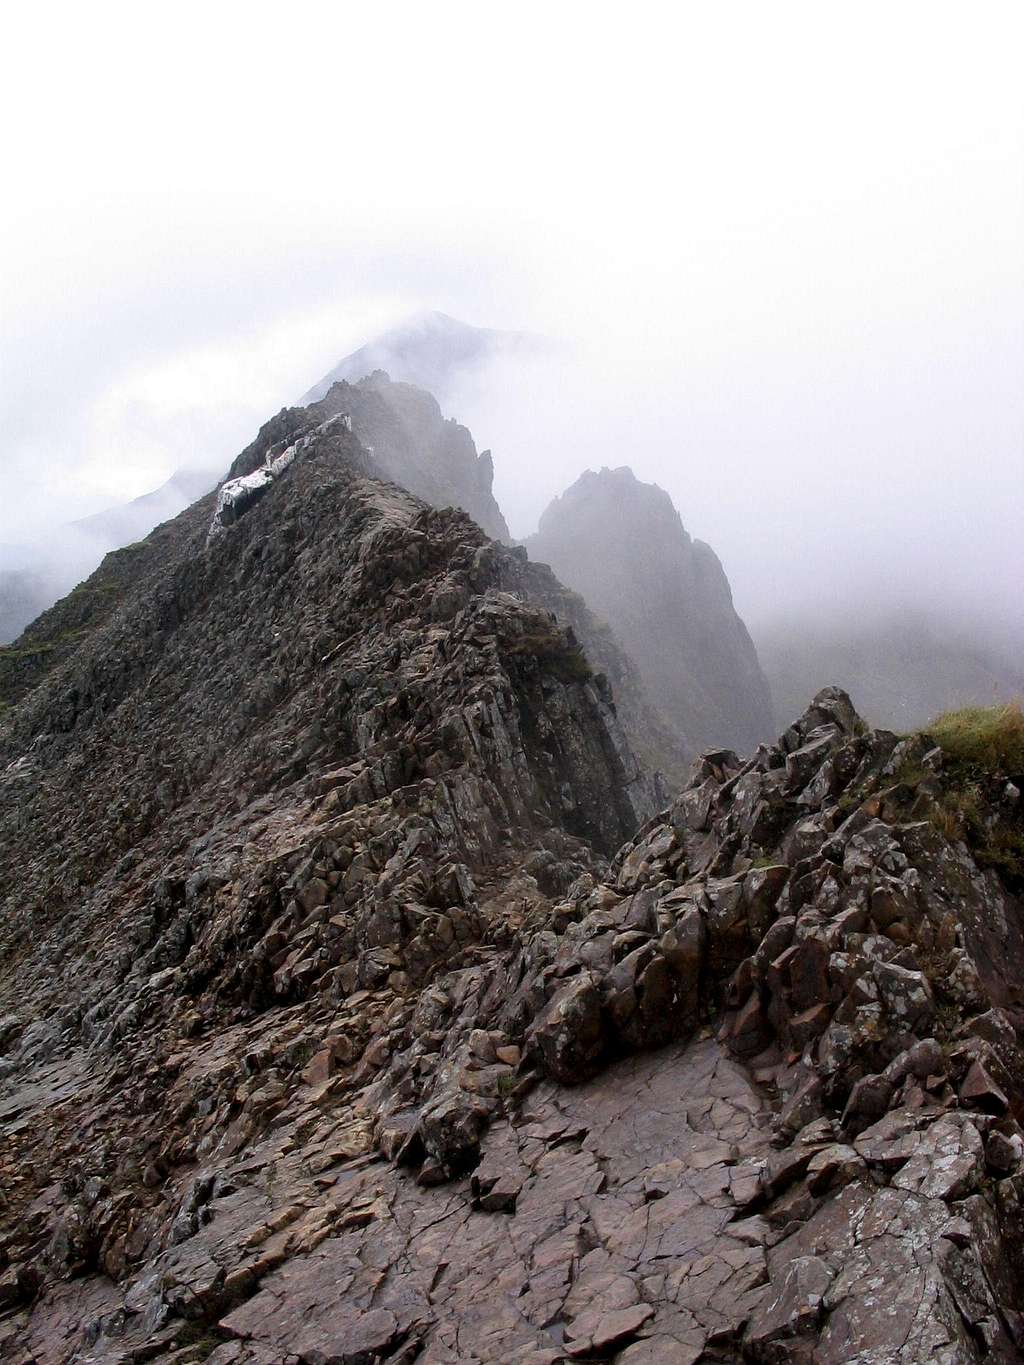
<box><xmin>925</xmin><ymin>702</ymin><xmax>1024</xmax><ymax>776</ymax></box>
<box><xmin>916</xmin><ymin>702</ymin><xmax>1024</xmax><ymax>889</ymax></box>
<box><xmin>505</xmin><ymin>628</ymin><xmax>593</xmax><ymax>682</ymax></box>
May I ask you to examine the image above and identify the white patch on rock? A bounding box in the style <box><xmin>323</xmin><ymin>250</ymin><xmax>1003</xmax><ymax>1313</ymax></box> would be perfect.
<box><xmin>208</xmin><ymin>413</ymin><xmax>352</xmax><ymax>539</ymax></box>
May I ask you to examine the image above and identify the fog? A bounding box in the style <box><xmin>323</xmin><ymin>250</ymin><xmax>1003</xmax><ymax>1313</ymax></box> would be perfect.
<box><xmin>2</xmin><ymin>3</ymin><xmax>1022</xmax><ymax>652</ymax></box>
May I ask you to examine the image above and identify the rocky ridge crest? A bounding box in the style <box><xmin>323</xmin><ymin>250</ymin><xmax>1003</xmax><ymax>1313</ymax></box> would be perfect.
<box><xmin>305</xmin><ymin>371</ymin><xmax>510</xmax><ymax>544</ymax></box>
<box><xmin>1</xmin><ymin>419</ymin><xmax>1023</xmax><ymax>1362</ymax></box>
<box><xmin>527</xmin><ymin>466</ymin><xmax>775</xmax><ymax>757</ymax></box>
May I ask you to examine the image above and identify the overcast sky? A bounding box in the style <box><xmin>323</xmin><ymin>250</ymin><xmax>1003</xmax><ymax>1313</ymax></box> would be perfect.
<box><xmin>2</xmin><ymin>2</ymin><xmax>1022</xmax><ymax>636</ymax></box>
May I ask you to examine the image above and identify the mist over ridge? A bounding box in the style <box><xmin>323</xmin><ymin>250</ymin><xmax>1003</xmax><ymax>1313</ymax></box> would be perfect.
<box><xmin>289</xmin><ymin>312</ymin><xmax>1024</xmax><ymax>733</ymax></box>
<box><xmin>3</xmin><ymin>9</ymin><xmax>1024</xmax><ymax>1359</ymax></box>
<box><xmin>4</xmin><ymin>303</ymin><xmax>1021</xmax><ymax>739</ymax></box>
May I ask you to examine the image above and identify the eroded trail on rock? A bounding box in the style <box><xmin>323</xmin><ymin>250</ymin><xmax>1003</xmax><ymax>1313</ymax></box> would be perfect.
<box><xmin>14</xmin><ymin>1041</ymin><xmax>768</xmax><ymax>1362</ymax></box>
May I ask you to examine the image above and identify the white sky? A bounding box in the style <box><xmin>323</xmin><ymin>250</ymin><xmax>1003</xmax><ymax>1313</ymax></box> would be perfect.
<box><xmin>2</xmin><ymin>1</ymin><xmax>1022</xmax><ymax>634</ymax></box>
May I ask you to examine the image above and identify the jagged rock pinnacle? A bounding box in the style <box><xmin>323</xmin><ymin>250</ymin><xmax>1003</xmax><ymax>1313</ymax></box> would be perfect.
<box><xmin>528</xmin><ymin>465</ymin><xmax>775</xmax><ymax>756</ymax></box>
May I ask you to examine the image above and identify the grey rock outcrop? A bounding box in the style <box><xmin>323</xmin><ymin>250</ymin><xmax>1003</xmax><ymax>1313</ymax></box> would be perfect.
<box><xmin>528</xmin><ymin>465</ymin><xmax>775</xmax><ymax>756</ymax></box>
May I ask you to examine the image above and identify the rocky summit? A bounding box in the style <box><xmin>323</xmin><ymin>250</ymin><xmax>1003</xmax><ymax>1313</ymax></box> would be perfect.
<box><xmin>301</xmin><ymin>371</ymin><xmax>511</xmax><ymax>545</ymax></box>
<box><xmin>527</xmin><ymin>467</ymin><xmax>774</xmax><ymax>759</ymax></box>
<box><xmin>1</xmin><ymin>412</ymin><xmax>1024</xmax><ymax>1364</ymax></box>
<box><xmin>298</xmin><ymin>312</ymin><xmax>541</xmax><ymax>410</ymax></box>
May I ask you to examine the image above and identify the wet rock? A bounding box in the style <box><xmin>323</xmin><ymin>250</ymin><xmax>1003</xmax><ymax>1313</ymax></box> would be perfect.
<box><xmin>744</xmin><ymin>1254</ymin><xmax>833</xmax><ymax>1359</ymax></box>
<box><xmin>872</xmin><ymin>960</ymin><xmax>935</xmax><ymax>1032</ymax></box>
<box><xmin>960</xmin><ymin>1060</ymin><xmax>1010</xmax><ymax>1114</ymax></box>
<box><xmin>986</xmin><ymin>1128</ymin><xmax>1024</xmax><ymax>1175</ymax></box>
<box><xmin>891</xmin><ymin>1116</ymin><xmax>985</xmax><ymax>1201</ymax></box>
<box><xmin>530</xmin><ymin>973</ymin><xmax>606</xmax><ymax>1083</ymax></box>
<box><xmin>805</xmin><ymin>1143</ymin><xmax>865</xmax><ymax>1195</ymax></box>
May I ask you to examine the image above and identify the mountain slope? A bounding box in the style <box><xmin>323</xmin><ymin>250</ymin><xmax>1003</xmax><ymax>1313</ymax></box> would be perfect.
<box><xmin>528</xmin><ymin>465</ymin><xmax>775</xmax><ymax>755</ymax></box>
<box><xmin>299</xmin><ymin>310</ymin><xmax>540</xmax><ymax>407</ymax></box>
<box><xmin>760</xmin><ymin>608</ymin><xmax>1024</xmax><ymax>733</ymax></box>
<box><xmin>0</xmin><ymin>467</ymin><xmax>220</xmax><ymax>646</ymax></box>
<box><xmin>4</xmin><ymin>499</ymin><xmax>1024</xmax><ymax>1363</ymax></box>
<box><xmin>4</xmin><ymin>389</ymin><xmax>1024</xmax><ymax>1363</ymax></box>
<box><xmin>0</xmin><ymin>417</ymin><xmax>655</xmax><ymax>1347</ymax></box>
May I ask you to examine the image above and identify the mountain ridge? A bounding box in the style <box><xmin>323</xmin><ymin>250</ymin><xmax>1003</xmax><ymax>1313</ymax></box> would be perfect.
<box><xmin>299</xmin><ymin>311</ymin><xmax>543</xmax><ymax>407</ymax></box>
<box><xmin>527</xmin><ymin>464</ymin><xmax>775</xmax><ymax>756</ymax></box>
<box><xmin>2</xmin><ymin>402</ymin><xmax>1024</xmax><ymax>1360</ymax></box>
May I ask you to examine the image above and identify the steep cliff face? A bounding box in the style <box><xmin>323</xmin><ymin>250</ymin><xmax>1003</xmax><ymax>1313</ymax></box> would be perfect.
<box><xmin>528</xmin><ymin>465</ymin><xmax>775</xmax><ymax>756</ymax></box>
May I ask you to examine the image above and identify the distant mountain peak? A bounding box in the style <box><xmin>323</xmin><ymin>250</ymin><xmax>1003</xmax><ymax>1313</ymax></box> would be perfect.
<box><xmin>299</xmin><ymin>311</ymin><xmax>543</xmax><ymax>407</ymax></box>
<box><xmin>528</xmin><ymin>465</ymin><xmax>774</xmax><ymax>754</ymax></box>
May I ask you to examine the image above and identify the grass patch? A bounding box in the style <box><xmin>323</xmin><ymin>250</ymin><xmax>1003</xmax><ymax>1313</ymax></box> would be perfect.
<box><xmin>0</xmin><ymin>641</ymin><xmax>57</xmax><ymax>661</ymax></box>
<box><xmin>891</xmin><ymin>759</ymin><xmax>929</xmax><ymax>790</ymax></box>
<box><xmin>171</xmin><ymin>1321</ymin><xmax>229</xmax><ymax>1356</ymax></box>
<box><xmin>505</xmin><ymin>629</ymin><xmax>593</xmax><ymax>683</ymax></box>
<box><xmin>917</xmin><ymin>703</ymin><xmax>1024</xmax><ymax>890</ymax></box>
<box><xmin>925</xmin><ymin>702</ymin><xmax>1024</xmax><ymax>776</ymax></box>
<box><xmin>929</xmin><ymin>781</ymin><xmax>984</xmax><ymax>842</ymax></box>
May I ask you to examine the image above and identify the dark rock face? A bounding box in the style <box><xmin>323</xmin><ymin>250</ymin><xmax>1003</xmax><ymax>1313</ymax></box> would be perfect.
<box><xmin>3</xmin><ymin>398</ymin><xmax>1024</xmax><ymax>1362</ymax></box>
<box><xmin>512</xmin><ymin>555</ymin><xmax>692</xmax><ymax>794</ymax></box>
<box><xmin>527</xmin><ymin>465</ymin><xmax>775</xmax><ymax>756</ymax></box>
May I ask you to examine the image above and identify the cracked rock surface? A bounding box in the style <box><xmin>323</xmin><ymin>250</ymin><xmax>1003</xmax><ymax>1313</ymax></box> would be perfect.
<box><xmin>1</xmin><ymin>410</ymin><xmax>1024</xmax><ymax>1362</ymax></box>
